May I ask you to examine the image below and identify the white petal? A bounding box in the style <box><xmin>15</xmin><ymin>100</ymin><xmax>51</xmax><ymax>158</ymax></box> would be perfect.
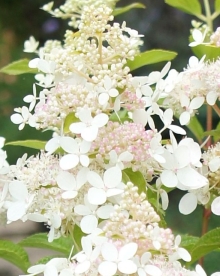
<box><xmin>81</xmin><ymin>125</ymin><xmax>98</xmax><ymax>142</ymax></box>
<box><xmin>59</xmin><ymin>154</ymin><xmax>79</xmax><ymax>170</ymax></box>
<box><xmin>75</xmin><ymin>260</ymin><xmax>91</xmax><ymax>274</ymax></box>
<box><xmin>28</xmin><ymin>58</ymin><xmax>39</xmax><ymax>68</ymax></box>
<box><xmin>179</xmin><ymin>193</ymin><xmax>197</xmax><ymax>215</ymax></box>
<box><xmin>80</xmin><ymin>155</ymin><xmax>90</xmax><ymax>167</ymax></box>
<box><xmin>211</xmin><ymin>197</ymin><xmax>220</xmax><ymax>215</ymax></box>
<box><xmin>168</xmin><ymin>125</ymin><xmax>186</xmax><ymax>135</ymax></box>
<box><xmin>160</xmin><ymin>189</ymin><xmax>169</xmax><ymax>210</ymax></box>
<box><xmin>45</xmin><ymin>137</ymin><xmax>60</xmax><ymax>154</ymax></box>
<box><xmin>101</xmin><ymin>243</ymin><xmax>118</xmax><ymax>261</ymax></box>
<box><xmin>44</xmin><ymin>265</ymin><xmax>58</xmax><ymax>276</ymax></box>
<box><xmin>74</xmin><ymin>205</ymin><xmax>91</xmax><ymax>216</ymax></box>
<box><xmin>144</xmin><ymin>265</ymin><xmax>162</xmax><ymax>276</ymax></box>
<box><xmin>7</xmin><ymin>201</ymin><xmax>26</xmax><ymax>221</ymax></box>
<box><xmin>177</xmin><ymin>167</ymin><xmax>208</xmax><ymax>189</ymax></box>
<box><xmin>118</xmin><ymin>260</ymin><xmax>137</xmax><ymax>274</ymax></box>
<box><xmin>132</xmin><ymin>109</ymin><xmax>148</xmax><ymax>126</ymax></box>
<box><xmin>96</xmin><ymin>205</ymin><xmax>114</xmax><ymax>219</ymax></box>
<box><xmin>189</xmin><ymin>96</ymin><xmax>204</xmax><ymax>109</ymax></box>
<box><xmin>93</xmin><ymin>113</ymin><xmax>109</xmax><ymax>128</ymax></box>
<box><xmin>11</xmin><ymin>114</ymin><xmax>23</xmax><ymax>124</ymax></box>
<box><xmin>76</xmin><ymin>167</ymin><xmax>89</xmax><ymax>189</ymax></box>
<box><xmin>179</xmin><ymin>111</ymin><xmax>191</xmax><ymax>125</ymax></box>
<box><xmin>109</xmin><ymin>88</ymin><xmax>119</xmax><ymax>97</ymax></box>
<box><xmin>161</xmin><ymin>170</ymin><xmax>178</xmax><ymax>188</ymax></box>
<box><xmin>80</xmin><ymin>215</ymin><xmax>98</xmax><ymax>234</ymax></box>
<box><xmin>60</xmin><ymin>137</ymin><xmax>79</xmax><ymax>154</ymax></box>
<box><xmin>177</xmin><ymin>247</ymin><xmax>191</xmax><ymax>262</ymax></box>
<box><xmin>119</xmin><ymin>151</ymin><xmax>133</xmax><ymax>162</ymax></box>
<box><xmin>209</xmin><ymin>157</ymin><xmax>220</xmax><ymax>172</ymax></box>
<box><xmin>104</xmin><ymin>166</ymin><xmax>122</xmax><ymax>188</ymax></box>
<box><xmin>88</xmin><ymin>187</ymin><xmax>106</xmax><ymax>205</ymax></box>
<box><xmin>87</xmin><ymin>171</ymin><xmax>104</xmax><ymax>188</ymax></box>
<box><xmin>9</xmin><ymin>181</ymin><xmax>28</xmax><ymax>200</ymax></box>
<box><xmin>207</xmin><ymin>91</ymin><xmax>218</xmax><ymax>106</ymax></box>
<box><xmin>62</xmin><ymin>190</ymin><xmax>78</xmax><ymax>199</ymax></box>
<box><xmin>119</xmin><ymin>243</ymin><xmax>138</xmax><ymax>261</ymax></box>
<box><xmin>195</xmin><ymin>264</ymin><xmax>207</xmax><ymax>276</ymax></box>
<box><xmin>56</xmin><ymin>171</ymin><xmax>76</xmax><ymax>190</ymax></box>
<box><xmin>69</xmin><ymin>122</ymin><xmax>86</xmax><ymax>134</ymax></box>
<box><xmin>27</xmin><ymin>264</ymin><xmax>46</xmax><ymax>274</ymax></box>
<box><xmin>99</xmin><ymin>93</ymin><xmax>109</xmax><ymax>105</ymax></box>
<box><xmin>98</xmin><ymin>261</ymin><xmax>117</xmax><ymax>276</ymax></box>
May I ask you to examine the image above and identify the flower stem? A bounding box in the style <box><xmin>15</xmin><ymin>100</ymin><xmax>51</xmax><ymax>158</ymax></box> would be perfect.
<box><xmin>203</xmin><ymin>0</ymin><xmax>213</xmax><ymax>32</ymax></box>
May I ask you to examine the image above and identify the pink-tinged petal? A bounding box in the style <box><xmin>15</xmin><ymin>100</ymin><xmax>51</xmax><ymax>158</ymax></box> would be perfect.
<box><xmin>88</xmin><ymin>187</ymin><xmax>106</xmax><ymax>205</ymax></box>
<box><xmin>80</xmin><ymin>155</ymin><xmax>90</xmax><ymax>167</ymax></box>
<box><xmin>93</xmin><ymin>113</ymin><xmax>109</xmax><ymax>128</ymax></box>
<box><xmin>87</xmin><ymin>171</ymin><xmax>104</xmax><ymax>188</ymax></box>
<box><xmin>177</xmin><ymin>247</ymin><xmax>191</xmax><ymax>262</ymax></box>
<box><xmin>69</xmin><ymin>122</ymin><xmax>86</xmax><ymax>134</ymax></box>
<box><xmin>99</xmin><ymin>93</ymin><xmax>109</xmax><ymax>105</ymax></box>
<box><xmin>179</xmin><ymin>193</ymin><xmax>197</xmax><ymax>215</ymax></box>
<box><xmin>101</xmin><ymin>243</ymin><xmax>118</xmax><ymax>261</ymax></box>
<box><xmin>211</xmin><ymin>197</ymin><xmax>220</xmax><ymax>215</ymax></box>
<box><xmin>161</xmin><ymin>170</ymin><xmax>178</xmax><ymax>188</ymax></box>
<box><xmin>9</xmin><ymin>181</ymin><xmax>28</xmax><ymax>200</ymax></box>
<box><xmin>81</xmin><ymin>125</ymin><xmax>98</xmax><ymax>142</ymax></box>
<box><xmin>132</xmin><ymin>109</ymin><xmax>148</xmax><ymax>126</ymax></box>
<box><xmin>119</xmin><ymin>243</ymin><xmax>138</xmax><ymax>261</ymax></box>
<box><xmin>11</xmin><ymin>114</ymin><xmax>23</xmax><ymax>124</ymax></box>
<box><xmin>78</xmin><ymin>109</ymin><xmax>92</xmax><ymax>123</ymax></box>
<box><xmin>56</xmin><ymin>171</ymin><xmax>76</xmax><ymax>190</ymax></box>
<box><xmin>96</xmin><ymin>205</ymin><xmax>114</xmax><ymax>219</ymax></box>
<box><xmin>59</xmin><ymin>154</ymin><xmax>79</xmax><ymax>170</ymax></box>
<box><xmin>118</xmin><ymin>260</ymin><xmax>137</xmax><ymax>274</ymax></box>
<box><xmin>179</xmin><ymin>111</ymin><xmax>190</xmax><ymax>125</ymax></box>
<box><xmin>98</xmin><ymin>261</ymin><xmax>117</xmax><ymax>276</ymax></box>
<box><xmin>7</xmin><ymin>201</ymin><xmax>26</xmax><ymax>221</ymax></box>
<box><xmin>80</xmin><ymin>215</ymin><xmax>98</xmax><ymax>234</ymax></box>
<box><xmin>104</xmin><ymin>166</ymin><xmax>122</xmax><ymax>188</ymax></box>
<box><xmin>144</xmin><ymin>265</ymin><xmax>162</xmax><ymax>276</ymax></box>
<box><xmin>75</xmin><ymin>260</ymin><xmax>91</xmax><ymax>274</ymax></box>
<box><xmin>62</xmin><ymin>190</ymin><xmax>78</xmax><ymax>199</ymax></box>
<box><xmin>60</xmin><ymin>137</ymin><xmax>79</xmax><ymax>154</ymax></box>
<box><xmin>74</xmin><ymin>204</ymin><xmax>91</xmax><ymax>216</ymax></box>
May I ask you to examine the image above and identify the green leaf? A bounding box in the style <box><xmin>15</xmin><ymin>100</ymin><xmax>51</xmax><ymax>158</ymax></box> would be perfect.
<box><xmin>203</xmin><ymin>129</ymin><xmax>220</xmax><ymax>139</ymax></box>
<box><xmin>63</xmin><ymin>112</ymin><xmax>79</xmax><ymax>133</ymax></box>
<box><xmin>189</xmin><ymin>228</ymin><xmax>220</xmax><ymax>264</ymax></box>
<box><xmin>109</xmin><ymin>110</ymin><xmax>131</xmax><ymax>123</ymax></box>
<box><xmin>127</xmin><ymin>50</ymin><xmax>177</xmax><ymax>71</ymax></box>
<box><xmin>19</xmin><ymin>233</ymin><xmax>73</xmax><ymax>255</ymax></box>
<box><xmin>190</xmin><ymin>43</ymin><xmax>220</xmax><ymax>61</ymax></box>
<box><xmin>165</xmin><ymin>0</ymin><xmax>202</xmax><ymax>16</ymax></box>
<box><xmin>186</xmin><ymin>116</ymin><xmax>204</xmax><ymax>143</ymax></box>
<box><xmin>180</xmin><ymin>235</ymin><xmax>200</xmax><ymax>252</ymax></box>
<box><xmin>0</xmin><ymin>59</ymin><xmax>37</xmax><ymax>75</ymax></box>
<box><xmin>113</xmin><ymin>3</ymin><xmax>145</xmax><ymax>16</ymax></box>
<box><xmin>215</xmin><ymin>0</ymin><xmax>220</xmax><ymax>13</ymax></box>
<box><xmin>6</xmin><ymin>140</ymin><xmax>46</xmax><ymax>150</ymax></box>
<box><xmin>123</xmin><ymin>168</ymin><xmax>147</xmax><ymax>194</ymax></box>
<box><xmin>0</xmin><ymin>239</ymin><xmax>30</xmax><ymax>272</ymax></box>
<box><xmin>73</xmin><ymin>224</ymin><xmax>84</xmax><ymax>251</ymax></box>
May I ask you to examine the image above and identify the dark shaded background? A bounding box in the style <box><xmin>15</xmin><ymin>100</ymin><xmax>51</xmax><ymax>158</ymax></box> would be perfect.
<box><xmin>0</xmin><ymin>0</ymin><xmax>220</xmax><ymax>274</ymax></box>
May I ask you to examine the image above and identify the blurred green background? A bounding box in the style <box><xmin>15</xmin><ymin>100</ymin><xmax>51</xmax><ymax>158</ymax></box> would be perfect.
<box><xmin>0</xmin><ymin>0</ymin><xmax>220</xmax><ymax>274</ymax></box>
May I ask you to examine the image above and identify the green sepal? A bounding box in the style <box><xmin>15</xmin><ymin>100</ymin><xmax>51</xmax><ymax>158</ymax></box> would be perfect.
<box><xmin>0</xmin><ymin>59</ymin><xmax>38</xmax><ymax>75</ymax></box>
<box><xmin>123</xmin><ymin>168</ymin><xmax>147</xmax><ymax>194</ymax></box>
<box><xmin>127</xmin><ymin>50</ymin><xmax>177</xmax><ymax>71</ymax></box>
<box><xmin>189</xmin><ymin>227</ymin><xmax>220</xmax><ymax>264</ymax></box>
<box><xmin>5</xmin><ymin>140</ymin><xmax>46</xmax><ymax>150</ymax></box>
<box><xmin>0</xmin><ymin>239</ymin><xmax>30</xmax><ymax>272</ymax></box>
<box><xmin>18</xmin><ymin>233</ymin><xmax>73</xmax><ymax>255</ymax></box>
<box><xmin>186</xmin><ymin>116</ymin><xmax>204</xmax><ymax>143</ymax></box>
<box><xmin>113</xmin><ymin>3</ymin><xmax>145</xmax><ymax>16</ymax></box>
<box><xmin>165</xmin><ymin>0</ymin><xmax>202</xmax><ymax>17</ymax></box>
<box><xmin>63</xmin><ymin>112</ymin><xmax>79</xmax><ymax>134</ymax></box>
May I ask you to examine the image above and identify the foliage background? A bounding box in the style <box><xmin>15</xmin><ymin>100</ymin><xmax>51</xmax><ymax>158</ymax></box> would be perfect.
<box><xmin>0</xmin><ymin>0</ymin><xmax>219</xmax><ymax>274</ymax></box>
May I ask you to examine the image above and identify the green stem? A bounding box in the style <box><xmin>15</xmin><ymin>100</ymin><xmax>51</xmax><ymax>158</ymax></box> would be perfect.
<box><xmin>203</xmin><ymin>0</ymin><xmax>213</xmax><ymax>32</ymax></box>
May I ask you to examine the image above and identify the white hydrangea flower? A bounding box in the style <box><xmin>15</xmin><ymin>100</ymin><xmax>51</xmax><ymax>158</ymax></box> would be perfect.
<box><xmin>11</xmin><ymin>106</ymin><xmax>36</xmax><ymax>130</ymax></box>
<box><xmin>23</xmin><ymin>36</ymin><xmax>39</xmax><ymax>53</ymax></box>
